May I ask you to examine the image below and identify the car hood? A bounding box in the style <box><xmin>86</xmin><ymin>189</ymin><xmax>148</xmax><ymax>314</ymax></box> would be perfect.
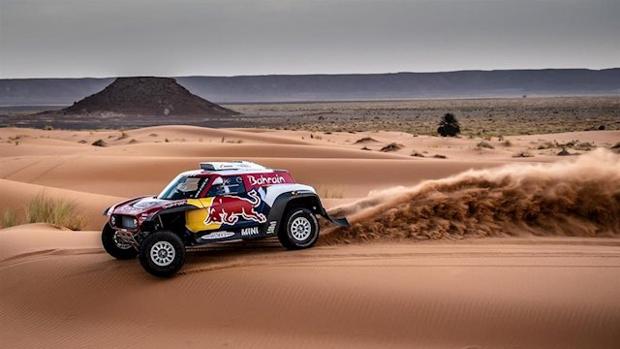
<box><xmin>110</xmin><ymin>196</ymin><xmax>186</xmax><ymax>216</ymax></box>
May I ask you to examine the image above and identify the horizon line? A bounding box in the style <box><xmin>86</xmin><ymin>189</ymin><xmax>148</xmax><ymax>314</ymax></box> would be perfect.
<box><xmin>2</xmin><ymin>67</ymin><xmax>619</xmax><ymax>80</ymax></box>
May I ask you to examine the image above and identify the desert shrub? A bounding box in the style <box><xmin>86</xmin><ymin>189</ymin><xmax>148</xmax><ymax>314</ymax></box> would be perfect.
<box><xmin>558</xmin><ymin>140</ymin><xmax>578</xmax><ymax>148</ymax></box>
<box><xmin>44</xmin><ymin>125</ymin><xmax>54</xmax><ymax>131</ymax></box>
<box><xmin>437</xmin><ymin>113</ymin><xmax>460</xmax><ymax>137</ymax></box>
<box><xmin>78</xmin><ymin>139</ymin><xmax>88</xmax><ymax>144</ymax></box>
<box><xmin>165</xmin><ymin>138</ymin><xmax>170</xmax><ymax>143</ymax></box>
<box><xmin>91</xmin><ymin>139</ymin><xmax>107</xmax><ymax>147</ymax></box>
<box><xmin>513</xmin><ymin>151</ymin><xmax>534</xmax><ymax>158</ymax></box>
<box><xmin>501</xmin><ymin>140</ymin><xmax>512</xmax><ymax>147</ymax></box>
<box><xmin>433</xmin><ymin>154</ymin><xmax>447</xmax><ymax>159</ymax></box>
<box><xmin>361</xmin><ymin>146</ymin><xmax>371</xmax><ymax>151</ymax></box>
<box><xmin>128</xmin><ymin>138</ymin><xmax>138</xmax><ymax>144</ymax></box>
<box><xmin>537</xmin><ymin>141</ymin><xmax>555</xmax><ymax>150</ymax></box>
<box><xmin>380</xmin><ymin>143</ymin><xmax>403</xmax><ymax>152</ymax></box>
<box><xmin>1</xmin><ymin>209</ymin><xmax>19</xmax><ymax>228</ymax></box>
<box><xmin>149</xmin><ymin>133</ymin><xmax>158</xmax><ymax>137</ymax></box>
<box><xmin>411</xmin><ymin>151</ymin><xmax>425</xmax><ymax>157</ymax></box>
<box><xmin>476</xmin><ymin>141</ymin><xmax>494</xmax><ymax>149</ymax></box>
<box><xmin>354</xmin><ymin>136</ymin><xmax>378</xmax><ymax>144</ymax></box>
<box><xmin>574</xmin><ymin>142</ymin><xmax>593</xmax><ymax>151</ymax></box>
<box><xmin>25</xmin><ymin>194</ymin><xmax>84</xmax><ymax>230</ymax></box>
<box><xmin>117</xmin><ymin>131</ymin><xmax>128</xmax><ymax>140</ymax></box>
<box><xmin>557</xmin><ymin>148</ymin><xmax>571</xmax><ymax>156</ymax></box>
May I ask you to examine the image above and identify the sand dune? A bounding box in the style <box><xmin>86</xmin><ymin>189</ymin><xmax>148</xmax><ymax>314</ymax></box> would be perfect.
<box><xmin>0</xmin><ymin>125</ymin><xmax>310</xmax><ymax>147</ymax></box>
<box><xmin>95</xmin><ymin>142</ymin><xmax>411</xmax><ymax>159</ymax></box>
<box><xmin>0</xmin><ymin>178</ymin><xmax>122</xmax><ymax>230</ymax></box>
<box><xmin>0</xmin><ymin>223</ymin><xmax>100</xmax><ymax>262</ymax></box>
<box><xmin>1</xmin><ymin>155</ymin><xmax>504</xmax><ymax>198</ymax></box>
<box><xmin>1</xmin><ymin>223</ymin><xmax>619</xmax><ymax>348</ymax></box>
<box><xmin>1</xmin><ymin>125</ymin><xmax>619</xmax><ymax>348</ymax></box>
<box><xmin>127</xmin><ymin>125</ymin><xmax>312</xmax><ymax>144</ymax></box>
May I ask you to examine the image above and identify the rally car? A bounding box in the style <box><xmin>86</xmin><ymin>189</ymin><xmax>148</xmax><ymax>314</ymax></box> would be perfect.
<box><xmin>101</xmin><ymin>161</ymin><xmax>349</xmax><ymax>277</ymax></box>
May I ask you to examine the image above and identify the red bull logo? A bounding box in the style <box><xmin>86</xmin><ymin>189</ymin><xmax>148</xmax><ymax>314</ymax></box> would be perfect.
<box><xmin>204</xmin><ymin>190</ymin><xmax>267</xmax><ymax>226</ymax></box>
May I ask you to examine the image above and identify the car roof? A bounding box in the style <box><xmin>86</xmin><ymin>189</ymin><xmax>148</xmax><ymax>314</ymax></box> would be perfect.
<box><xmin>177</xmin><ymin>168</ymin><xmax>280</xmax><ymax>177</ymax></box>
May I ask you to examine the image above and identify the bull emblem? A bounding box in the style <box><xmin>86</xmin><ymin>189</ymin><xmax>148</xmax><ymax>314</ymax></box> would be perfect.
<box><xmin>204</xmin><ymin>190</ymin><xmax>267</xmax><ymax>226</ymax></box>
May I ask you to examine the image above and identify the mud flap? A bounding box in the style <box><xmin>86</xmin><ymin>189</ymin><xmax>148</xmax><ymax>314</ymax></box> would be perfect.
<box><xmin>318</xmin><ymin>206</ymin><xmax>350</xmax><ymax>227</ymax></box>
<box><xmin>322</xmin><ymin>215</ymin><xmax>350</xmax><ymax>227</ymax></box>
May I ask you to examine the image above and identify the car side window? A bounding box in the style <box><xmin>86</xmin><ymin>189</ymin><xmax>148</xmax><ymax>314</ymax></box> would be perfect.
<box><xmin>223</xmin><ymin>176</ymin><xmax>246</xmax><ymax>195</ymax></box>
<box><xmin>206</xmin><ymin>177</ymin><xmax>225</xmax><ymax>197</ymax></box>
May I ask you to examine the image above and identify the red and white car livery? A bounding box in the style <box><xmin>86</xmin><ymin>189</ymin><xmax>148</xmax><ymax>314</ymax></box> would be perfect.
<box><xmin>101</xmin><ymin>161</ymin><xmax>348</xmax><ymax>277</ymax></box>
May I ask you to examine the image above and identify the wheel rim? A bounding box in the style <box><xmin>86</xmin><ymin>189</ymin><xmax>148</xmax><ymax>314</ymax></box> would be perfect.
<box><xmin>290</xmin><ymin>216</ymin><xmax>312</xmax><ymax>241</ymax></box>
<box><xmin>150</xmin><ymin>241</ymin><xmax>176</xmax><ymax>267</ymax></box>
<box><xmin>113</xmin><ymin>231</ymin><xmax>132</xmax><ymax>250</ymax></box>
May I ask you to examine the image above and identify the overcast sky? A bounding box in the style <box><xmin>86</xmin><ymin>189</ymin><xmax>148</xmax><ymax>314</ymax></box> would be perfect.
<box><xmin>0</xmin><ymin>0</ymin><xmax>618</xmax><ymax>78</ymax></box>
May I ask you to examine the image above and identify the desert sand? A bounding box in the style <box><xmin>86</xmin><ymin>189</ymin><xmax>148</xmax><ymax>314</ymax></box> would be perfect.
<box><xmin>1</xmin><ymin>125</ymin><xmax>619</xmax><ymax>348</ymax></box>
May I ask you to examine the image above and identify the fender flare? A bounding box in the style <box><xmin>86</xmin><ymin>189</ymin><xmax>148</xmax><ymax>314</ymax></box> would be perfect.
<box><xmin>142</xmin><ymin>204</ymin><xmax>198</xmax><ymax>230</ymax></box>
<box><xmin>266</xmin><ymin>191</ymin><xmax>349</xmax><ymax>236</ymax></box>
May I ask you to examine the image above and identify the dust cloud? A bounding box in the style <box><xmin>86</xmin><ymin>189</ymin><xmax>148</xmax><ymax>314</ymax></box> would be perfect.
<box><xmin>324</xmin><ymin>149</ymin><xmax>620</xmax><ymax>244</ymax></box>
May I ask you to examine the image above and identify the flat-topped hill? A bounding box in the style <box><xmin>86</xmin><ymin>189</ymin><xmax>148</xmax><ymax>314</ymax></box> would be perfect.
<box><xmin>58</xmin><ymin>77</ymin><xmax>237</xmax><ymax>116</ymax></box>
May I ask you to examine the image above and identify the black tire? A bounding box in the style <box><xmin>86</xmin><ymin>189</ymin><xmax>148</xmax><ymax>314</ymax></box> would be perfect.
<box><xmin>138</xmin><ymin>230</ymin><xmax>186</xmax><ymax>277</ymax></box>
<box><xmin>101</xmin><ymin>224</ymin><xmax>138</xmax><ymax>260</ymax></box>
<box><xmin>278</xmin><ymin>208</ymin><xmax>319</xmax><ymax>250</ymax></box>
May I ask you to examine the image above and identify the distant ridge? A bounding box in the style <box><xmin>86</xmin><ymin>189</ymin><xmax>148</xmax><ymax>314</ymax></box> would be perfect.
<box><xmin>1</xmin><ymin>68</ymin><xmax>619</xmax><ymax>106</ymax></box>
<box><xmin>44</xmin><ymin>77</ymin><xmax>237</xmax><ymax>116</ymax></box>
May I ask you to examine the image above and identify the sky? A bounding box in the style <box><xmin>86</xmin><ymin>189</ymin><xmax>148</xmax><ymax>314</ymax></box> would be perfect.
<box><xmin>0</xmin><ymin>0</ymin><xmax>619</xmax><ymax>78</ymax></box>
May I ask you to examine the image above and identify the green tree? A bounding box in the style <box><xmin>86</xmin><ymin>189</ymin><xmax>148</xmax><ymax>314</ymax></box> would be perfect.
<box><xmin>437</xmin><ymin>113</ymin><xmax>461</xmax><ymax>137</ymax></box>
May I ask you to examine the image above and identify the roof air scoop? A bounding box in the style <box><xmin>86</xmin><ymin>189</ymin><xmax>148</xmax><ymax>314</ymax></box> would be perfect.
<box><xmin>199</xmin><ymin>161</ymin><xmax>266</xmax><ymax>171</ymax></box>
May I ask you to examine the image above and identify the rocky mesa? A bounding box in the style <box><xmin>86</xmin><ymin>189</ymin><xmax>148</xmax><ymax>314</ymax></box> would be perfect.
<box><xmin>50</xmin><ymin>76</ymin><xmax>238</xmax><ymax>117</ymax></box>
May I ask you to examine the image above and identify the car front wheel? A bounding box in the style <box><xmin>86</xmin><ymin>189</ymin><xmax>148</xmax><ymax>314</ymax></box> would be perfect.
<box><xmin>138</xmin><ymin>230</ymin><xmax>186</xmax><ymax>277</ymax></box>
<box><xmin>101</xmin><ymin>224</ymin><xmax>138</xmax><ymax>260</ymax></box>
<box><xmin>278</xmin><ymin>208</ymin><xmax>319</xmax><ymax>250</ymax></box>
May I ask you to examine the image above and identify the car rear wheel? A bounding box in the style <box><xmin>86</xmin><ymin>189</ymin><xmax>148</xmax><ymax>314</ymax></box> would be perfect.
<box><xmin>278</xmin><ymin>208</ymin><xmax>319</xmax><ymax>250</ymax></box>
<box><xmin>101</xmin><ymin>224</ymin><xmax>138</xmax><ymax>260</ymax></box>
<box><xmin>139</xmin><ymin>230</ymin><xmax>185</xmax><ymax>277</ymax></box>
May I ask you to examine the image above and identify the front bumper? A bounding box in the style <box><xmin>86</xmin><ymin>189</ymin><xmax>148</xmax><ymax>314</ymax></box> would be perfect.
<box><xmin>113</xmin><ymin>228</ymin><xmax>141</xmax><ymax>249</ymax></box>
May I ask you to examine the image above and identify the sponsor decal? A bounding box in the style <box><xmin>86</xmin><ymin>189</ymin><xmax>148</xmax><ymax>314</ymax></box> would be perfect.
<box><xmin>248</xmin><ymin>174</ymin><xmax>286</xmax><ymax>186</ymax></box>
<box><xmin>266</xmin><ymin>221</ymin><xmax>277</xmax><ymax>235</ymax></box>
<box><xmin>204</xmin><ymin>190</ymin><xmax>267</xmax><ymax>226</ymax></box>
<box><xmin>163</xmin><ymin>200</ymin><xmax>187</xmax><ymax>209</ymax></box>
<box><xmin>241</xmin><ymin>226</ymin><xmax>259</xmax><ymax>237</ymax></box>
<box><xmin>201</xmin><ymin>231</ymin><xmax>235</xmax><ymax>240</ymax></box>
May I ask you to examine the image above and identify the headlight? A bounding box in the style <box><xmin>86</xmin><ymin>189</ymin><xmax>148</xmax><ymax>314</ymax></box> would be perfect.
<box><xmin>120</xmin><ymin>216</ymin><xmax>138</xmax><ymax>229</ymax></box>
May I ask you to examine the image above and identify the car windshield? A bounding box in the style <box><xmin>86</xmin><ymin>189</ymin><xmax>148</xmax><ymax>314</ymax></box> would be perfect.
<box><xmin>157</xmin><ymin>175</ymin><xmax>209</xmax><ymax>200</ymax></box>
